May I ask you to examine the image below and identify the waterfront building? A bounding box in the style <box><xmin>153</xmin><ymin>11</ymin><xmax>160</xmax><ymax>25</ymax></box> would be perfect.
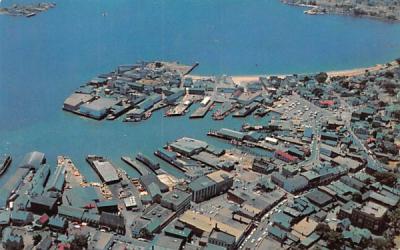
<box><xmin>63</xmin><ymin>93</ymin><xmax>95</xmax><ymax>112</ymax></box>
<box><xmin>79</xmin><ymin>97</ymin><xmax>120</xmax><ymax>119</ymax></box>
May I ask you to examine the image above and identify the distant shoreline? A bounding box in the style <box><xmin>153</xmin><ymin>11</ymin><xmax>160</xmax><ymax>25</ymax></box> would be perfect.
<box><xmin>189</xmin><ymin>60</ymin><xmax>399</xmax><ymax>83</ymax></box>
<box><xmin>281</xmin><ymin>0</ymin><xmax>400</xmax><ymax>22</ymax></box>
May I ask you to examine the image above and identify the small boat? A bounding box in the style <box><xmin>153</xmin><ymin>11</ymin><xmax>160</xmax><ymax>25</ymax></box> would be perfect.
<box><xmin>0</xmin><ymin>155</ymin><xmax>12</xmax><ymax>176</ymax></box>
<box><xmin>26</xmin><ymin>12</ymin><xmax>36</xmax><ymax>18</ymax></box>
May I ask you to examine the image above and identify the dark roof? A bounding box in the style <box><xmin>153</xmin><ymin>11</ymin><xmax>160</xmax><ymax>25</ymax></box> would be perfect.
<box><xmin>36</xmin><ymin>235</ymin><xmax>52</xmax><ymax>250</ymax></box>
<box><xmin>99</xmin><ymin>212</ymin><xmax>125</xmax><ymax>230</ymax></box>
<box><xmin>210</xmin><ymin>229</ymin><xmax>236</xmax><ymax>245</ymax></box>
<box><xmin>305</xmin><ymin>189</ymin><xmax>334</xmax><ymax>207</ymax></box>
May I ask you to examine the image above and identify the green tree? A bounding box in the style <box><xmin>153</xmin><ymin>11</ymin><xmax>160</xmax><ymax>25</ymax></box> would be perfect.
<box><xmin>315</xmin><ymin>72</ymin><xmax>329</xmax><ymax>83</ymax></box>
<box><xmin>352</xmin><ymin>192</ymin><xmax>362</xmax><ymax>203</ymax></box>
<box><xmin>372</xmin><ymin>237</ymin><xmax>393</xmax><ymax>250</ymax></box>
<box><xmin>70</xmin><ymin>234</ymin><xmax>88</xmax><ymax>250</ymax></box>
<box><xmin>325</xmin><ymin>231</ymin><xmax>344</xmax><ymax>249</ymax></box>
<box><xmin>33</xmin><ymin>234</ymin><xmax>42</xmax><ymax>246</ymax></box>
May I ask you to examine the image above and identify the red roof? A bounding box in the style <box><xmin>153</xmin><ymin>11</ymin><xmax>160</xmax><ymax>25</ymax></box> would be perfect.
<box><xmin>319</xmin><ymin>100</ymin><xmax>334</xmax><ymax>106</ymax></box>
<box><xmin>58</xmin><ymin>243</ymin><xmax>70</xmax><ymax>250</ymax></box>
<box><xmin>85</xmin><ymin>202</ymin><xmax>96</xmax><ymax>209</ymax></box>
<box><xmin>275</xmin><ymin>150</ymin><xmax>298</xmax><ymax>162</ymax></box>
<box><xmin>39</xmin><ymin>214</ymin><xmax>49</xmax><ymax>225</ymax></box>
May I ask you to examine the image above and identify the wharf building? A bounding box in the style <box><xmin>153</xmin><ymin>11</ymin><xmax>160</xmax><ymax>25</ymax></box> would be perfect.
<box><xmin>79</xmin><ymin>97</ymin><xmax>120</xmax><ymax>120</ymax></box>
<box><xmin>0</xmin><ymin>151</ymin><xmax>46</xmax><ymax>210</ymax></box>
<box><xmin>86</xmin><ymin>156</ymin><xmax>120</xmax><ymax>184</ymax></box>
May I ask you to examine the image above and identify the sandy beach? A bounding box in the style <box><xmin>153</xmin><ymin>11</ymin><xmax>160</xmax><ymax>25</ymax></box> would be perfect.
<box><xmin>188</xmin><ymin>60</ymin><xmax>398</xmax><ymax>83</ymax></box>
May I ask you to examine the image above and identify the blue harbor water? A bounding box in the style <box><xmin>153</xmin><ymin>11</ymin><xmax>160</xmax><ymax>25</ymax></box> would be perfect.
<box><xmin>1</xmin><ymin>0</ymin><xmax>400</xmax><ymax>184</ymax></box>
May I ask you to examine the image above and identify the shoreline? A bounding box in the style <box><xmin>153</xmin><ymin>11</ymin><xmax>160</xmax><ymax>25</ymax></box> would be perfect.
<box><xmin>281</xmin><ymin>0</ymin><xmax>400</xmax><ymax>23</ymax></box>
<box><xmin>188</xmin><ymin>60</ymin><xmax>398</xmax><ymax>83</ymax></box>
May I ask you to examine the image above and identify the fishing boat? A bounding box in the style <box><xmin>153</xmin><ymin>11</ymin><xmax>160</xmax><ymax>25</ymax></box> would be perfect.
<box><xmin>0</xmin><ymin>155</ymin><xmax>12</xmax><ymax>176</ymax></box>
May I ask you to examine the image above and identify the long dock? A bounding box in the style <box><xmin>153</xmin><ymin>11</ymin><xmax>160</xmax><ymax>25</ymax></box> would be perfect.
<box><xmin>121</xmin><ymin>157</ymin><xmax>152</xmax><ymax>176</ymax></box>
<box><xmin>166</xmin><ymin>101</ymin><xmax>193</xmax><ymax>116</ymax></box>
<box><xmin>190</xmin><ymin>102</ymin><xmax>213</xmax><ymax>119</ymax></box>
<box><xmin>154</xmin><ymin>149</ymin><xmax>187</xmax><ymax>172</ymax></box>
<box><xmin>232</xmin><ymin>102</ymin><xmax>259</xmax><ymax>117</ymax></box>
<box><xmin>276</xmin><ymin>136</ymin><xmax>305</xmax><ymax>146</ymax></box>
<box><xmin>243</xmin><ymin>140</ymin><xmax>276</xmax><ymax>151</ymax></box>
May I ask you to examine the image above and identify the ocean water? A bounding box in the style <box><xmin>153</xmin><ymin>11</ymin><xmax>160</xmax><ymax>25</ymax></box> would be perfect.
<box><xmin>1</xmin><ymin>0</ymin><xmax>400</xmax><ymax>183</ymax></box>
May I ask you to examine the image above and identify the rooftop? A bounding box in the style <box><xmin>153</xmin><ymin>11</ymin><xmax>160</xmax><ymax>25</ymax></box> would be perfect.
<box><xmin>360</xmin><ymin>201</ymin><xmax>388</xmax><ymax>218</ymax></box>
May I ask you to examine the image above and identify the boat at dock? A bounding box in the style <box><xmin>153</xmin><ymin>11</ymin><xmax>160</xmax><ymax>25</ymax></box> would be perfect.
<box><xmin>212</xmin><ymin>102</ymin><xmax>234</xmax><ymax>120</ymax></box>
<box><xmin>0</xmin><ymin>155</ymin><xmax>12</xmax><ymax>176</ymax></box>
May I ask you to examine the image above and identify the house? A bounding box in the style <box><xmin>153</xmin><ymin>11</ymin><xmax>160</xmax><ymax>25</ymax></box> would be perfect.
<box><xmin>10</xmin><ymin>210</ymin><xmax>33</xmax><ymax>226</ymax></box>
<box><xmin>48</xmin><ymin>215</ymin><xmax>68</xmax><ymax>233</ymax></box>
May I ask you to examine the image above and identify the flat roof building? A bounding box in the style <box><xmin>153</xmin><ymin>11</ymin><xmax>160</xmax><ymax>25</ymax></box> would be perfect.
<box><xmin>161</xmin><ymin>189</ymin><xmax>191</xmax><ymax>214</ymax></box>
<box><xmin>188</xmin><ymin>176</ymin><xmax>216</xmax><ymax>203</ymax></box>
<box><xmin>90</xmin><ymin>159</ymin><xmax>120</xmax><ymax>184</ymax></box>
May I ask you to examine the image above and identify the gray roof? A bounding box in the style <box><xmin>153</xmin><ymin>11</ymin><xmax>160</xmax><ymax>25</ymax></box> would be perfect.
<box><xmin>58</xmin><ymin>205</ymin><xmax>84</xmax><ymax>220</ymax></box>
<box><xmin>45</xmin><ymin>166</ymin><xmax>65</xmax><ymax>193</ymax></box>
<box><xmin>64</xmin><ymin>93</ymin><xmax>94</xmax><ymax>107</ymax></box>
<box><xmin>92</xmin><ymin>160</ymin><xmax>120</xmax><ymax>184</ymax></box>
<box><xmin>19</xmin><ymin>151</ymin><xmax>45</xmax><ymax>170</ymax></box>
<box><xmin>154</xmin><ymin>235</ymin><xmax>183</xmax><ymax>250</ymax></box>
<box><xmin>161</xmin><ymin>189</ymin><xmax>191</xmax><ymax>206</ymax></box>
<box><xmin>305</xmin><ymin>189</ymin><xmax>334</xmax><ymax>207</ymax></box>
<box><xmin>210</xmin><ymin>229</ymin><xmax>236</xmax><ymax>245</ymax></box>
<box><xmin>80</xmin><ymin>97</ymin><xmax>119</xmax><ymax>112</ymax></box>
<box><xmin>188</xmin><ymin>176</ymin><xmax>215</xmax><ymax>192</ymax></box>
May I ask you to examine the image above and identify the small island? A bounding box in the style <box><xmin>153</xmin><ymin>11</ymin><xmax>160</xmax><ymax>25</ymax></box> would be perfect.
<box><xmin>281</xmin><ymin>0</ymin><xmax>400</xmax><ymax>21</ymax></box>
<box><xmin>0</xmin><ymin>2</ymin><xmax>55</xmax><ymax>18</ymax></box>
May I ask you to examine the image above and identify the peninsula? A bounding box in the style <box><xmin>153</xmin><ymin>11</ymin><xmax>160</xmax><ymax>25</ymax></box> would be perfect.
<box><xmin>281</xmin><ymin>0</ymin><xmax>400</xmax><ymax>21</ymax></box>
<box><xmin>0</xmin><ymin>2</ymin><xmax>55</xmax><ymax>18</ymax></box>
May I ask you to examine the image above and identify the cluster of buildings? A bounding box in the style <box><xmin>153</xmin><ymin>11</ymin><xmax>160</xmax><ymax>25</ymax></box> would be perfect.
<box><xmin>0</xmin><ymin>2</ymin><xmax>55</xmax><ymax>18</ymax></box>
<box><xmin>4</xmin><ymin>61</ymin><xmax>400</xmax><ymax>249</ymax></box>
